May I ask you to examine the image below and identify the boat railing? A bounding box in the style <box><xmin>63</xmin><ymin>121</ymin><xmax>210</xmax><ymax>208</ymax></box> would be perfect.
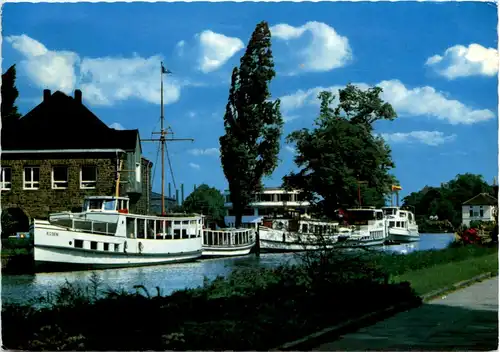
<box><xmin>50</xmin><ymin>218</ymin><xmax>117</xmax><ymax>235</ymax></box>
<box><xmin>203</xmin><ymin>228</ymin><xmax>255</xmax><ymax>247</ymax></box>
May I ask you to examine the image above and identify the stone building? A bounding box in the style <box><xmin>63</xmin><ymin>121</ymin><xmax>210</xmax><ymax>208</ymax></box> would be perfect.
<box><xmin>1</xmin><ymin>89</ymin><xmax>152</xmax><ymax>234</ymax></box>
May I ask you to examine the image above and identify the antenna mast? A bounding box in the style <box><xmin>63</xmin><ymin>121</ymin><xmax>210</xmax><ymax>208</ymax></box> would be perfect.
<box><xmin>143</xmin><ymin>62</ymin><xmax>194</xmax><ymax>215</ymax></box>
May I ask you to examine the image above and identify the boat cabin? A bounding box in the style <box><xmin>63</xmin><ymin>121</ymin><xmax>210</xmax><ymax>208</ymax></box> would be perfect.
<box><xmin>346</xmin><ymin>208</ymin><xmax>384</xmax><ymax>225</ymax></box>
<box><xmin>83</xmin><ymin>196</ymin><xmax>130</xmax><ymax>214</ymax></box>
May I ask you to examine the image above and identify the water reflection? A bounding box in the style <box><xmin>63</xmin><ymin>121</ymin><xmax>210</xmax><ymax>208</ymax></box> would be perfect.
<box><xmin>2</xmin><ymin>234</ymin><xmax>454</xmax><ymax>305</ymax></box>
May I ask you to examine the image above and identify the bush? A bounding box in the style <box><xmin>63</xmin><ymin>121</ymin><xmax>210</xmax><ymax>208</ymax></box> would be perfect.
<box><xmin>2</xmin><ymin>254</ymin><xmax>421</xmax><ymax>351</ymax></box>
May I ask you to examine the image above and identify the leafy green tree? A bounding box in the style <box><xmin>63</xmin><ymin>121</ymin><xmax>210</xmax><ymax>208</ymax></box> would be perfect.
<box><xmin>182</xmin><ymin>184</ymin><xmax>226</xmax><ymax>226</ymax></box>
<box><xmin>1</xmin><ymin>64</ymin><xmax>22</xmax><ymax>127</ymax></box>
<box><xmin>402</xmin><ymin>173</ymin><xmax>495</xmax><ymax>229</ymax></box>
<box><xmin>219</xmin><ymin>21</ymin><xmax>284</xmax><ymax>227</ymax></box>
<box><xmin>283</xmin><ymin>86</ymin><xmax>397</xmax><ymax>218</ymax></box>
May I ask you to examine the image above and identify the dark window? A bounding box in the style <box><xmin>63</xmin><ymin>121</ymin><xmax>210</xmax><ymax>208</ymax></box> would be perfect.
<box><xmin>91</xmin><ymin>241</ymin><xmax>97</xmax><ymax>250</ymax></box>
<box><xmin>469</xmin><ymin>210</ymin><xmax>473</xmax><ymax>217</ymax></box>
<box><xmin>480</xmin><ymin>209</ymin><xmax>484</xmax><ymax>217</ymax></box>
<box><xmin>24</xmin><ymin>167</ymin><xmax>40</xmax><ymax>189</ymax></box>
<box><xmin>173</xmin><ymin>229</ymin><xmax>181</xmax><ymax>239</ymax></box>
<box><xmin>104</xmin><ymin>243</ymin><xmax>109</xmax><ymax>251</ymax></box>
<box><xmin>52</xmin><ymin>166</ymin><xmax>69</xmax><ymax>189</ymax></box>
<box><xmin>81</xmin><ymin>166</ymin><xmax>97</xmax><ymax>189</ymax></box>
<box><xmin>181</xmin><ymin>229</ymin><xmax>188</xmax><ymax>238</ymax></box>
<box><xmin>1</xmin><ymin>167</ymin><xmax>12</xmax><ymax>190</ymax></box>
<box><xmin>74</xmin><ymin>239</ymin><xmax>83</xmax><ymax>248</ymax></box>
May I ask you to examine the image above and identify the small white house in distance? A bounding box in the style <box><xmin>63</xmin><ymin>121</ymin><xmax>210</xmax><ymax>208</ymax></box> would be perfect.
<box><xmin>462</xmin><ymin>193</ymin><xmax>498</xmax><ymax>227</ymax></box>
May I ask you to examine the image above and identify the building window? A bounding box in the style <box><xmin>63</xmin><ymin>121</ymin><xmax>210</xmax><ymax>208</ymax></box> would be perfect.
<box><xmin>81</xmin><ymin>166</ymin><xmax>97</xmax><ymax>189</ymax></box>
<box><xmin>24</xmin><ymin>166</ymin><xmax>40</xmax><ymax>190</ymax></box>
<box><xmin>135</xmin><ymin>162</ymin><xmax>141</xmax><ymax>183</ymax></box>
<box><xmin>1</xmin><ymin>167</ymin><xmax>12</xmax><ymax>190</ymax></box>
<box><xmin>52</xmin><ymin>166</ymin><xmax>69</xmax><ymax>189</ymax></box>
<box><xmin>480</xmin><ymin>206</ymin><xmax>484</xmax><ymax>217</ymax></box>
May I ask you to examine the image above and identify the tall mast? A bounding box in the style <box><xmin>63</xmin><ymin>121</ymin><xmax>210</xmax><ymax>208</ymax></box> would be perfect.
<box><xmin>160</xmin><ymin>62</ymin><xmax>165</xmax><ymax>215</ymax></box>
<box><xmin>143</xmin><ymin>62</ymin><xmax>194</xmax><ymax>216</ymax></box>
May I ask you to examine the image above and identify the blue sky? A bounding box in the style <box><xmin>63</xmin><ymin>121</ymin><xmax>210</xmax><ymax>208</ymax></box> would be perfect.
<box><xmin>2</xmin><ymin>1</ymin><xmax>498</xmax><ymax>200</ymax></box>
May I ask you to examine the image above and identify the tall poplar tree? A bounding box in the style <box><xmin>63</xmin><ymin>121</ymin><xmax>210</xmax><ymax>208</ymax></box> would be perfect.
<box><xmin>1</xmin><ymin>64</ymin><xmax>22</xmax><ymax>127</ymax></box>
<box><xmin>219</xmin><ymin>21</ymin><xmax>284</xmax><ymax>227</ymax></box>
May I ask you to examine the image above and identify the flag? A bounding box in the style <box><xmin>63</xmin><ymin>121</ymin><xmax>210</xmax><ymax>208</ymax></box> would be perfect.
<box><xmin>391</xmin><ymin>185</ymin><xmax>402</xmax><ymax>191</ymax></box>
<box><xmin>161</xmin><ymin>63</ymin><xmax>172</xmax><ymax>75</ymax></box>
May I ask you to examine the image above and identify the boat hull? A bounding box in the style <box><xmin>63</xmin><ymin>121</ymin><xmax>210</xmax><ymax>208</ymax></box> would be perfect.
<box><xmin>334</xmin><ymin>238</ymin><xmax>386</xmax><ymax>248</ymax></box>
<box><xmin>33</xmin><ymin>219</ymin><xmax>203</xmax><ymax>272</ymax></box>
<box><xmin>259</xmin><ymin>227</ymin><xmax>338</xmax><ymax>253</ymax></box>
<box><xmin>388</xmin><ymin>228</ymin><xmax>420</xmax><ymax>243</ymax></box>
<box><xmin>202</xmin><ymin>242</ymin><xmax>255</xmax><ymax>257</ymax></box>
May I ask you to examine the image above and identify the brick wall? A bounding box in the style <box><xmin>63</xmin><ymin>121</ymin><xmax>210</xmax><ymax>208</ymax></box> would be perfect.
<box><xmin>1</xmin><ymin>153</ymin><xmax>151</xmax><ymax>219</ymax></box>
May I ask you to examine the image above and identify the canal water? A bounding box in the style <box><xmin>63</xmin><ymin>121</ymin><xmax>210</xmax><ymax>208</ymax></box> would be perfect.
<box><xmin>1</xmin><ymin>233</ymin><xmax>454</xmax><ymax>305</ymax></box>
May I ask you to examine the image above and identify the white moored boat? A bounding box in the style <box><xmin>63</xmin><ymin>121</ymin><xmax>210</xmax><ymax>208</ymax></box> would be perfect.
<box><xmin>202</xmin><ymin>227</ymin><xmax>256</xmax><ymax>257</ymax></box>
<box><xmin>382</xmin><ymin>206</ymin><xmax>420</xmax><ymax>243</ymax></box>
<box><xmin>32</xmin><ymin>196</ymin><xmax>203</xmax><ymax>271</ymax></box>
<box><xmin>258</xmin><ymin>218</ymin><xmax>341</xmax><ymax>252</ymax></box>
<box><xmin>334</xmin><ymin>207</ymin><xmax>387</xmax><ymax>248</ymax></box>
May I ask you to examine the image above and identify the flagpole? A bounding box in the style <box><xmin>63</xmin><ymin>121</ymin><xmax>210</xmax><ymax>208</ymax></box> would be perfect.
<box><xmin>160</xmin><ymin>62</ymin><xmax>166</xmax><ymax>215</ymax></box>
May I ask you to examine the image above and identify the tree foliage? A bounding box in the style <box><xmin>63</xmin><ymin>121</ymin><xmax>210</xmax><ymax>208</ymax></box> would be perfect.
<box><xmin>1</xmin><ymin>64</ymin><xmax>22</xmax><ymax>127</ymax></box>
<box><xmin>182</xmin><ymin>184</ymin><xmax>226</xmax><ymax>226</ymax></box>
<box><xmin>219</xmin><ymin>21</ymin><xmax>284</xmax><ymax>227</ymax></box>
<box><xmin>402</xmin><ymin>173</ymin><xmax>496</xmax><ymax>229</ymax></box>
<box><xmin>283</xmin><ymin>85</ymin><xmax>397</xmax><ymax>218</ymax></box>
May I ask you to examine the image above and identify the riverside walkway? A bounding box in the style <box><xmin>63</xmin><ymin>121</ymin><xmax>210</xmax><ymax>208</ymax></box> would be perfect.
<box><xmin>315</xmin><ymin>276</ymin><xmax>499</xmax><ymax>351</ymax></box>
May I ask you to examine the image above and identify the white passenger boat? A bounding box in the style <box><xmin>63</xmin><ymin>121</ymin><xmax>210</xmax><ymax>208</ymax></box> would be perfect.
<box><xmin>224</xmin><ymin>187</ymin><xmax>340</xmax><ymax>252</ymax></box>
<box><xmin>382</xmin><ymin>206</ymin><xmax>420</xmax><ymax>243</ymax></box>
<box><xmin>334</xmin><ymin>208</ymin><xmax>387</xmax><ymax>248</ymax></box>
<box><xmin>32</xmin><ymin>196</ymin><xmax>203</xmax><ymax>271</ymax></box>
<box><xmin>202</xmin><ymin>227</ymin><xmax>256</xmax><ymax>257</ymax></box>
<box><xmin>258</xmin><ymin>218</ymin><xmax>341</xmax><ymax>252</ymax></box>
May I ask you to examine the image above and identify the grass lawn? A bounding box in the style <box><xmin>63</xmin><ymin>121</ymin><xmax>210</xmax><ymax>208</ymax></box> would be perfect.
<box><xmin>392</xmin><ymin>253</ymin><xmax>499</xmax><ymax>296</ymax></box>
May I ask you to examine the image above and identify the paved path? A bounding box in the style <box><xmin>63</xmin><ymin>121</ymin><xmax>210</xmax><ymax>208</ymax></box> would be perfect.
<box><xmin>315</xmin><ymin>277</ymin><xmax>498</xmax><ymax>351</ymax></box>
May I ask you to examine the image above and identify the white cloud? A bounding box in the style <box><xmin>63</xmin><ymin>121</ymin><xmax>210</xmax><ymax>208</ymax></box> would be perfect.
<box><xmin>7</xmin><ymin>34</ymin><xmax>183</xmax><ymax>106</ymax></box>
<box><xmin>279</xmin><ymin>80</ymin><xmax>495</xmax><ymax>125</ymax></box>
<box><xmin>79</xmin><ymin>55</ymin><xmax>181</xmax><ymax>106</ymax></box>
<box><xmin>6</xmin><ymin>34</ymin><xmax>79</xmax><ymax>93</ymax></box>
<box><xmin>189</xmin><ymin>162</ymin><xmax>201</xmax><ymax>170</ymax></box>
<box><xmin>425</xmin><ymin>43</ymin><xmax>498</xmax><ymax>79</ymax></box>
<box><xmin>109</xmin><ymin>122</ymin><xmax>125</xmax><ymax>130</ymax></box>
<box><xmin>381</xmin><ymin>131</ymin><xmax>456</xmax><ymax>146</ymax></box>
<box><xmin>285</xmin><ymin>145</ymin><xmax>296</xmax><ymax>153</ymax></box>
<box><xmin>270</xmin><ymin>21</ymin><xmax>352</xmax><ymax>74</ymax></box>
<box><xmin>197</xmin><ymin>30</ymin><xmax>244</xmax><ymax>73</ymax></box>
<box><xmin>188</xmin><ymin>148</ymin><xmax>220</xmax><ymax>157</ymax></box>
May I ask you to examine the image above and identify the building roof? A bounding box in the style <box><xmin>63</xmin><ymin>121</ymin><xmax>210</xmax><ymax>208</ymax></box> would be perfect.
<box><xmin>2</xmin><ymin>90</ymin><xmax>139</xmax><ymax>152</ymax></box>
<box><xmin>462</xmin><ymin>193</ymin><xmax>498</xmax><ymax>206</ymax></box>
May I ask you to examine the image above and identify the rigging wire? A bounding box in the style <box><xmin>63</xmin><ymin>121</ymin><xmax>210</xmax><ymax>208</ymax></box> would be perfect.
<box><xmin>165</xmin><ymin>141</ymin><xmax>177</xmax><ymax>191</ymax></box>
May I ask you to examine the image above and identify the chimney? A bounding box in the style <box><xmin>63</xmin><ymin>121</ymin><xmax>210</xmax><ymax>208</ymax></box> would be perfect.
<box><xmin>194</xmin><ymin>184</ymin><xmax>197</xmax><ymax>192</ymax></box>
<box><xmin>43</xmin><ymin>89</ymin><xmax>51</xmax><ymax>102</ymax></box>
<box><xmin>181</xmin><ymin>184</ymin><xmax>185</xmax><ymax>204</ymax></box>
<box><xmin>175</xmin><ymin>189</ymin><xmax>180</xmax><ymax>206</ymax></box>
<box><xmin>74</xmin><ymin>89</ymin><xmax>82</xmax><ymax>104</ymax></box>
<box><xmin>168</xmin><ymin>183</ymin><xmax>172</xmax><ymax>198</ymax></box>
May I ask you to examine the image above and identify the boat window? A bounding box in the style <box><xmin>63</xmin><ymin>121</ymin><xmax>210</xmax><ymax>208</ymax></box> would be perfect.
<box><xmin>137</xmin><ymin>219</ymin><xmax>145</xmax><ymax>239</ymax></box>
<box><xmin>198</xmin><ymin>230</ymin><xmax>201</xmax><ymax>238</ymax></box>
<box><xmin>400</xmin><ymin>212</ymin><xmax>406</xmax><ymax>218</ymax></box>
<box><xmin>181</xmin><ymin>229</ymin><xmax>188</xmax><ymax>239</ymax></box>
<box><xmin>146</xmin><ymin>220</ymin><xmax>155</xmax><ymax>239</ymax></box>
<box><xmin>83</xmin><ymin>200</ymin><xmax>89</xmax><ymax>211</ymax></box>
<box><xmin>126</xmin><ymin>217</ymin><xmax>136</xmax><ymax>238</ymax></box>
<box><xmin>91</xmin><ymin>241</ymin><xmax>97</xmax><ymax>250</ymax></box>
<box><xmin>114</xmin><ymin>244</ymin><xmax>120</xmax><ymax>252</ymax></box>
<box><xmin>174</xmin><ymin>221</ymin><xmax>181</xmax><ymax>225</ymax></box>
<box><xmin>173</xmin><ymin>229</ymin><xmax>181</xmax><ymax>239</ymax></box>
<box><xmin>376</xmin><ymin>212</ymin><xmax>384</xmax><ymax>220</ymax></box>
<box><xmin>89</xmin><ymin>200</ymin><xmax>103</xmax><ymax>210</ymax></box>
<box><xmin>389</xmin><ymin>221</ymin><xmax>395</xmax><ymax>227</ymax></box>
<box><xmin>302</xmin><ymin>224</ymin><xmax>308</xmax><ymax>233</ymax></box>
<box><xmin>104</xmin><ymin>243</ymin><xmax>109</xmax><ymax>251</ymax></box>
<box><xmin>74</xmin><ymin>239</ymin><xmax>83</xmax><ymax>248</ymax></box>
<box><xmin>104</xmin><ymin>199</ymin><xmax>116</xmax><ymax>211</ymax></box>
<box><xmin>182</xmin><ymin>220</ymin><xmax>189</xmax><ymax>225</ymax></box>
